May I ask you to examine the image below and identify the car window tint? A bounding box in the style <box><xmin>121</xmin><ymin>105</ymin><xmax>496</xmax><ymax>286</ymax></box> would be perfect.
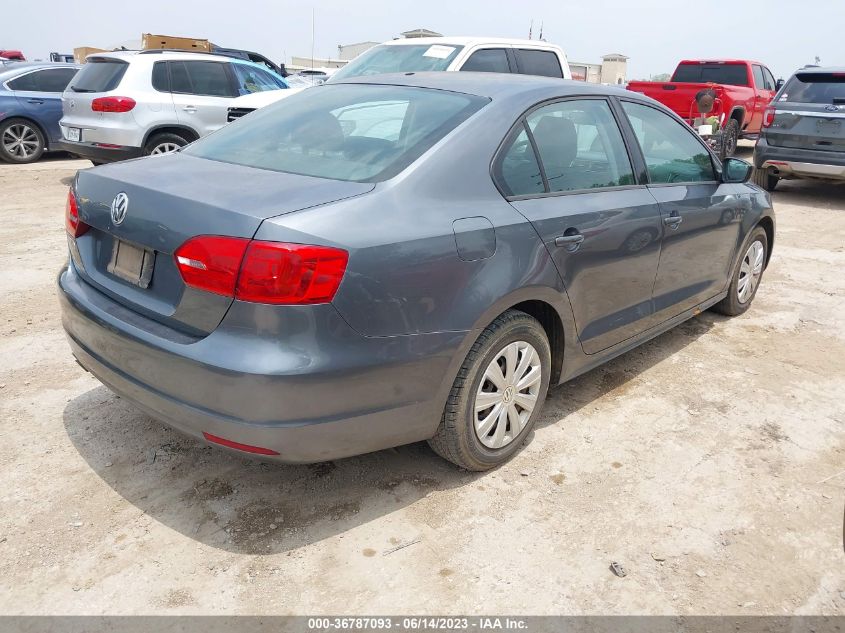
<box><xmin>525</xmin><ymin>99</ymin><xmax>634</xmax><ymax>192</ymax></box>
<box><xmin>622</xmin><ymin>101</ymin><xmax>716</xmax><ymax>184</ymax></box>
<box><xmin>752</xmin><ymin>65</ymin><xmax>766</xmax><ymax>90</ymax></box>
<box><xmin>151</xmin><ymin>62</ymin><xmax>169</xmax><ymax>92</ymax></box>
<box><xmin>30</xmin><ymin>68</ymin><xmax>77</xmax><ymax>92</ymax></box>
<box><xmin>515</xmin><ymin>49</ymin><xmax>563</xmax><ymax>78</ymax></box>
<box><xmin>7</xmin><ymin>72</ymin><xmax>38</xmax><ymax>91</ymax></box>
<box><xmin>232</xmin><ymin>64</ymin><xmax>286</xmax><ymax>94</ymax></box>
<box><xmin>182</xmin><ymin>61</ymin><xmax>234</xmax><ymax>97</ymax></box>
<box><xmin>780</xmin><ymin>72</ymin><xmax>845</xmax><ymax>103</ymax></box>
<box><xmin>184</xmin><ymin>84</ymin><xmax>488</xmax><ymax>182</ymax></box>
<box><xmin>496</xmin><ymin>126</ymin><xmax>545</xmax><ymax>196</ymax></box>
<box><xmin>460</xmin><ymin>49</ymin><xmax>510</xmax><ymax>73</ymax></box>
<box><xmin>762</xmin><ymin>67</ymin><xmax>776</xmax><ymax>91</ymax></box>
<box><xmin>168</xmin><ymin>61</ymin><xmax>191</xmax><ymax>93</ymax></box>
<box><xmin>671</xmin><ymin>63</ymin><xmax>748</xmax><ymax>87</ymax></box>
<box><xmin>69</xmin><ymin>60</ymin><xmax>127</xmax><ymax>92</ymax></box>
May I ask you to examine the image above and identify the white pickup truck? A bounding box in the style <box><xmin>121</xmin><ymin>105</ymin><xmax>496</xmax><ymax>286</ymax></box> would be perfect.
<box><xmin>330</xmin><ymin>37</ymin><xmax>572</xmax><ymax>82</ymax></box>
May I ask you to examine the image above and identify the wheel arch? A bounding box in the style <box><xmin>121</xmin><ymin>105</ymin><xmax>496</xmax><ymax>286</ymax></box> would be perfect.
<box><xmin>756</xmin><ymin>215</ymin><xmax>775</xmax><ymax>267</ymax></box>
<box><xmin>728</xmin><ymin>106</ymin><xmax>746</xmax><ymax>128</ymax></box>
<box><xmin>141</xmin><ymin>124</ymin><xmax>200</xmax><ymax>148</ymax></box>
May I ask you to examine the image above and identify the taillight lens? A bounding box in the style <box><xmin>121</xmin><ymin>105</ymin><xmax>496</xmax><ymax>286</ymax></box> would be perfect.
<box><xmin>174</xmin><ymin>236</ymin><xmax>250</xmax><ymax>297</ymax></box>
<box><xmin>174</xmin><ymin>236</ymin><xmax>348</xmax><ymax>305</ymax></box>
<box><xmin>763</xmin><ymin>107</ymin><xmax>776</xmax><ymax>128</ymax></box>
<box><xmin>236</xmin><ymin>241</ymin><xmax>349</xmax><ymax>305</ymax></box>
<box><xmin>65</xmin><ymin>189</ymin><xmax>89</xmax><ymax>238</ymax></box>
<box><xmin>91</xmin><ymin>96</ymin><xmax>136</xmax><ymax>113</ymax></box>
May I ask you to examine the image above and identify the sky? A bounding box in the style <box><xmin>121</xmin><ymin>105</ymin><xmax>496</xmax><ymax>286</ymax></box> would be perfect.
<box><xmin>5</xmin><ymin>0</ymin><xmax>842</xmax><ymax>80</ymax></box>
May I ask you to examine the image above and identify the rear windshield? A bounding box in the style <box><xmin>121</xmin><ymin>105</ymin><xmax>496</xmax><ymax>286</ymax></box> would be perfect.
<box><xmin>330</xmin><ymin>44</ymin><xmax>464</xmax><ymax>81</ymax></box>
<box><xmin>69</xmin><ymin>59</ymin><xmax>127</xmax><ymax>92</ymax></box>
<box><xmin>671</xmin><ymin>63</ymin><xmax>749</xmax><ymax>86</ymax></box>
<box><xmin>184</xmin><ymin>84</ymin><xmax>487</xmax><ymax>182</ymax></box>
<box><xmin>780</xmin><ymin>72</ymin><xmax>845</xmax><ymax>104</ymax></box>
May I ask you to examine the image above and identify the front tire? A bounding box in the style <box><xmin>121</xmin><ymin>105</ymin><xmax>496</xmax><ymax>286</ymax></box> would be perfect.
<box><xmin>752</xmin><ymin>166</ymin><xmax>779</xmax><ymax>191</ymax></box>
<box><xmin>0</xmin><ymin>118</ymin><xmax>45</xmax><ymax>164</ymax></box>
<box><xmin>712</xmin><ymin>227</ymin><xmax>768</xmax><ymax>317</ymax></box>
<box><xmin>428</xmin><ymin>310</ymin><xmax>551</xmax><ymax>471</ymax></box>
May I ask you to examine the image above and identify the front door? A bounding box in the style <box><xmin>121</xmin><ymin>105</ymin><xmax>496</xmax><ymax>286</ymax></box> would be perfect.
<box><xmin>497</xmin><ymin>98</ymin><xmax>663</xmax><ymax>354</ymax></box>
<box><xmin>619</xmin><ymin>100</ymin><xmax>743</xmax><ymax>322</ymax></box>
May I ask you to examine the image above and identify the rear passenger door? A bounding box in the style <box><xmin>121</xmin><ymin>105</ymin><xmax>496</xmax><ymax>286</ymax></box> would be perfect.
<box><xmin>497</xmin><ymin>98</ymin><xmax>664</xmax><ymax>354</ymax></box>
<box><xmin>10</xmin><ymin>67</ymin><xmax>78</xmax><ymax>144</ymax></box>
<box><xmin>168</xmin><ymin>60</ymin><xmax>238</xmax><ymax>136</ymax></box>
<box><xmin>619</xmin><ymin>100</ymin><xmax>743</xmax><ymax>321</ymax></box>
<box><xmin>513</xmin><ymin>49</ymin><xmax>564</xmax><ymax>78</ymax></box>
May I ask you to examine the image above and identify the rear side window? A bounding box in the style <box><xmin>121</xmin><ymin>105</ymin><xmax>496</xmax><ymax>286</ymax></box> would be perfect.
<box><xmin>169</xmin><ymin>61</ymin><xmax>235</xmax><ymax>97</ymax></box>
<box><xmin>495</xmin><ymin>126</ymin><xmax>545</xmax><ymax>196</ymax></box>
<box><xmin>621</xmin><ymin>101</ymin><xmax>716</xmax><ymax>184</ymax></box>
<box><xmin>515</xmin><ymin>49</ymin><xmax>563</xmax><ymax>78</ymax></box>
<box><xmin>232</xmin><ymin>64</ymin><xmax>286</xmax><ymax>94</ymax></box>
<box><xmin>151</xmin><ymin>61</ymin><xmax>169</xmax><ymax>91</ymax></box>
<box><xmin>184</xmin><ymin>84</ymin><xmax>488</xmax><ymax>182</ymax></box>
<box><xmin>780</xmin><ymin>72</ymin><xmax>845</xmax><ymax>104</ymax></box>
<box><xmin>460</xmin><ymin>49</ymin><xmax>510</xmax><ymax>73</ymax></box>
<box><xmin>671</xmin><ymin>63</ymin><xmax>748</xmax><ymax>87</ymax></box>
<box><xmin>8</xmin><ymin>68</ymin><xmax>77</xmax><ymax>92</ymax></box>
<box><xmin>69</xmin><ymin>60</ymin><xmax>127</xmax><ymax>92</ymax></box>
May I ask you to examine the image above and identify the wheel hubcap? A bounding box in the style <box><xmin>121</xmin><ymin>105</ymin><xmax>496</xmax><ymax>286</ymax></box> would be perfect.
<box><xmin>151</xmin><ymin>142</ymin><xmax>180</xmax><ymax>155</ymax></box>
<box><xmin>474</xmin><ymin>341</ymin><xmax>542</xmax><ymax>449</ymax></box>
<box><xmin>737</xmin><ymin>240</ymin><xmax>765</xmax><ymax>304</ymax></box>
<box><xmin>2</xmin><ymin>124</ymin><xmax>39</xmax><ymax>158</ymax></box>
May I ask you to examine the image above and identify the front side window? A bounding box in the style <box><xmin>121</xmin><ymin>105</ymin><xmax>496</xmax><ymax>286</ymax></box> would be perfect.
<box><xmin>752</xmin><ymin>65</ymin><xmax>766</xmax><ymax>90</ymax></box>
<box><xmin>762</xmin><ymin>67</ymin><xmax>776</xmax><ymax>91</ymax></box>
<box><xmin>329</xmin><ymin>44</ymin><xmax>464</xmax><ymax>81</ymax></box>
<box><xmin>524</xmin><ymin>99</ymin><xmax>634</xmax><ymax>192</ymax></box>
<box><xmin>515</xmin><ymin>49</ymin><xmax>564</xmax><ymax>78</ymax></box>
<box><xmin>184</xmin><ymin>84</ymin><xmax>488</xmax><ymax>182</ymax></box>
<box><xmin>621</xmin><ymin>101</ymin><xmax>716</xmax><ymax>184</ymax></box>
<box><xmin>232</xmin><ymin>64</ymin><xmax>286</xmax><ymax>94</ymax></box>
<box><xmin>460</xmin><ymin>49</ymin><xmax>510</xmax><ymax>73</ymax></box>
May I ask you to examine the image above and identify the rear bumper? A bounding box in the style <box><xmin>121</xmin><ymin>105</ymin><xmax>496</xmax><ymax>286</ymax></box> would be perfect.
<box><xmin>58</xmin><ymin>262</ymin><xmax>465</xmax><ymax>463</ymax></box>
<box><xmin>754</xmin><ymin>138</ymin><xmax>845</xmax><ymax>180</ymax></box>
<box><xmin>55</xmin><ymin>139</ymin><xmax>143</xmax><ymax>164</ymax></box>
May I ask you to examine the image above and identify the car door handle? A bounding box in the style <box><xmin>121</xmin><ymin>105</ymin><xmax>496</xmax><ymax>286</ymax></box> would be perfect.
<box><xmin>182</xmin><ymin>105</ymin><xmax>197</xmax><ymax>113</ymax></box>
<box><xmin>663</xmin><ymin>214</ymin><xmax>683</xmax><ymax>229</ymax></box>
<box><xmin>27</xmin><ymin>99</ymin><xmax>44</xmax><ymax>104</ymax></box>
<box><xmin>554</xmin><ymin>233</ymin><xmax>585</xmax><ymax>251</ymax></box>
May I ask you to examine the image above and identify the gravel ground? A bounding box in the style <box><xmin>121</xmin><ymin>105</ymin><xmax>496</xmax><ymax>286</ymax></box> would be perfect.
<box><xmin>0</xmin><ymin>151</ymin><xmax>843</xmax><ymax>615</ymax></box>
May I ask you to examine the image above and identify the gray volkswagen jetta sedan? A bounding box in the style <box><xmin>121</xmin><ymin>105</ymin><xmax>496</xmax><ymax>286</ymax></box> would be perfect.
<box><xmin>59</xmin><ymin>73</ymin><xmax>775</xmax><ymax>470</ymax></box>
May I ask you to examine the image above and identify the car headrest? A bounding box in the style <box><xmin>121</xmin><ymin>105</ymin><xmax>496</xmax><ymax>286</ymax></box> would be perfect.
<box><xmin>290</xmin><ymin>112</ymin><xmax>345</xmax><ymax>152</ymax></box>
<box><xmin>532</xmin><ymin>116</ymin><xmax>577</xmax><ymax>170</ymax></box>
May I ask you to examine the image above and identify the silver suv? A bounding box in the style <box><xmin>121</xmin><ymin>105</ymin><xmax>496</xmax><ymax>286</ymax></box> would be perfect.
<box><xmin>57</xmin><ymin>50</ymin><xmax>288</xmax><ymax>164</ymax></box>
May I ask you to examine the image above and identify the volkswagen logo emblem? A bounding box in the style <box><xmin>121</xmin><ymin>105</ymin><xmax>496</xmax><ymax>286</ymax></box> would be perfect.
<box><xmin>825</xmin><ymin>104</ymin><xmax>840</xmax><ymax>112</ymax></box>
<box><xmin>110</xmin><ymin>192</ymin><xmax>129</xmax><ymax>225</ymax></box>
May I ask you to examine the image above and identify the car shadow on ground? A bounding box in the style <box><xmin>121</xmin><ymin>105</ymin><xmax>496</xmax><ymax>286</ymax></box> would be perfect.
<box><xmin>63</xmin><ymin>312</ymin><xmax>718</xmax><ymax>555</ymax></box>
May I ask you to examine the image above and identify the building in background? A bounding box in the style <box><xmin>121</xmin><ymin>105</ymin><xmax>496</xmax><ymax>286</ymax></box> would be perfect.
<box><xmin>570</xmin><ymin>54</ymin><xmax>628</xmax><ymax>85</ymax></box>
<box><xmin>338</xmin><ymin>41</ymin><xmax>380</xmax><ymax>60</ymax></box>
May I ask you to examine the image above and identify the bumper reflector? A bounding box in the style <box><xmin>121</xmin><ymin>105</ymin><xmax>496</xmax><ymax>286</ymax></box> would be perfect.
<box><xmin>202</xmin><ymin>432</ymin><xmax>280</xmax><ymax>456</ymax></box>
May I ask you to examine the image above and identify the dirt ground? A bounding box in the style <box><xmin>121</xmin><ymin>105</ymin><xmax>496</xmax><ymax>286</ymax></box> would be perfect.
<box><xmin>0</xmin><ymin>148</ymin><xmax>843</xmax><ymax>616</ymax></box>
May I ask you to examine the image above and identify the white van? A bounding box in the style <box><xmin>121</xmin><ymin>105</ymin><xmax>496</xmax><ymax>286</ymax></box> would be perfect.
<box><xmin>329</xmin><ymin>37</ymin><xmax>572</xmax><ymax>82</ymax></box>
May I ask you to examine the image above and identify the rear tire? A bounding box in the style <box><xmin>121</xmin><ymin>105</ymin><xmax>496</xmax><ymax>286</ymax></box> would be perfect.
<box><xmin>712</xmin><ymin>227</ymin><xmax>768</xmax><ymax>317</ymax></box>
<box><xmin>720</xmin><ymin>119</ymin><xmax>739</xmax><ymax>160</ymax></box>
<box><xmin>428</xmin><ymin>309</ymin><xmax>551</xmax><ymax>471</ymax></box>
<box><xmin>144</xmin><ymin>132</ymin><xmax>189</xmax><ymax>156</ymax></box>
<box><xmin>752</xmin><ymin>166</ymin><xmax>779</xmax><ymax>191</ymax></box>
<box><xmin>0</xmin><ymin>118</ymin><xmax>45</xmax><ymax>164</ymax></box>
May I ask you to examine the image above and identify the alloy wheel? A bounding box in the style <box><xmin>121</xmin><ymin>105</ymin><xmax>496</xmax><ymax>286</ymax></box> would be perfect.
<box><xmin>737</xmin><ymin>240</ymin><xmax>765</xmax><ymax>304</ymax></box>
<box><xmin>2</xmin><ymin>123</ymin><xmax>39</xmax><ymax>159</ymax></box>
<box><xmin>474</xmin><ymin>341</ymin><xmax>542</xmax><ymax>449</ymax></box>
<box><xmin>150</xmin><ymin>142</ymin><xmax>181</xmax><ymax>155</ymax></box>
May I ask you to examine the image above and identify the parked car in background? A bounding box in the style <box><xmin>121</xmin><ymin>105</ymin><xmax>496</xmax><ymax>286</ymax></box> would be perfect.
<box><xmin>297</xmin><ymin>69</ymin><xmax>332</xmax><ymax>85</ymax></box>
<box><xmin>226</xmin><ymin>83</ymin><xmax>305</xmax><ymax>122</ymax></box>
<box><xmin>0</xmin><ymin>62</ymin><xmax>80</xmax><ymax>163</ymax></box>
<box><xmin>627</xmin><ymin>60</ymin><xmax>780</xmax><ymax>158</ymax></box>
<box><xmin>329</xmin><ymin>37</ymin><xmax>572</xmax><ymax>82</ymax></box>
<box><xmin>57</xmin><ymin>50</ymin><xmax>288</xmax><ymax>163</ymax></box>
<box><xmin>59</xmin><ymin>73</ymin><xmax>773</xmax><ymax>470</ymax></box>
<box><xmin>753</xmin><ymin>67</ymin><xmax>845</xmax><ymax>190</ymax></box>
<box><xmin>211</xmin><ymin>45</ymin><xmax>286</xmax><ymax>77</ymax></box>
<box><xmin>50</xmin><ymin>53</ymin><xmax>75</xmax><ymax>63</ymax></box>
<box><xmin>0</xmin><ymin>50</ymin><xmax>26</xmax><ymax>61</ymax></box>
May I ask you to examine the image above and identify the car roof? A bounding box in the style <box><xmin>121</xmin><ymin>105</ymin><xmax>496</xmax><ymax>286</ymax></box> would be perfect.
<box><xmin>332</xmin><ymin>71</ymin><xmax>631</xmax><ymax>100</ymax></box>
<box><xmin>379</xmin><ymin>36</ymin><xmax>564</xmax><ymax>49</ymax></box>
<box><xmin>91</xmin><ymin>50</ymin><xmax>235</xmax><ymax>63</ymax></box>
<box><xmin>793</xmin><ymin>66</ymin><xmax>845</xmax><ymax>75</ymax></box>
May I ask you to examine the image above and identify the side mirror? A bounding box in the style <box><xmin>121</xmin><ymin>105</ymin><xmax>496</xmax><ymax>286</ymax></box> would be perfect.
<box><xmin>775</xmin><ymin>78</ymin><xmax>785</xmax><ymax>91</ymax></box>
<box><xmin>722</xmin><ymin>157</ymin><xmax>753</xmax><ymax>183</ymax></box>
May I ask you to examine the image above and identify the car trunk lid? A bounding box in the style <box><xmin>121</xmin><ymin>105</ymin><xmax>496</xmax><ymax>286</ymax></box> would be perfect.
<box><xmin>71</xmin><ymin>153</ymin><xmax>374</xmax><ymax>335</ymax></box>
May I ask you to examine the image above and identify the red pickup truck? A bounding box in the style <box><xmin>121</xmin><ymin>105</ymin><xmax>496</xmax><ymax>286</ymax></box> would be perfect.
<box><xmin>627</xmin><ymin>60</ymin><xmax>781</xmax><ymax>158</ymax></box>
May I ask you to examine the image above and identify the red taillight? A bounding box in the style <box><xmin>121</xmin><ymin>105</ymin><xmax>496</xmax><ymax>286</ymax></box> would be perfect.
<box><xmin>173</xmin><ymin>236</ymin><xmax>250</xmax><ymax>297</ymax></box>
<box><xmin>236</xmin><ymin>241</ymin><xmax>348</xmax><ymax>305</ymax></box>
<box><xmin>91</xmin><ymin>96</ymin><xmax>136</xmax><ymax>113</ymax></box>
<box><xmin>763</xmin><ymin>107</ymin><xmax>776</xmax><ymax>128</ymax></box>
<box><xmin>65</xmin><ymin>189</ymin><xmax>89</xmax><ymax>238</ymax></box>
<box><xmin>202</xmin><ymin>432</ymin><xmax>280</xmax><ymax>456</ymax></box>
<box><xmin>174</xmin><ymin>236</ymin><xmax>348</xmax><ymax>305</ymax></box>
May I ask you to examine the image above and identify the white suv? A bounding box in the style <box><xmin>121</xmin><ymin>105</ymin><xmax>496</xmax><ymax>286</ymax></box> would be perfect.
<box><xmin>58</xmin><ymin>50</ymin><xmax>289</xmax><ymax>163</ymax></box>
<box><xmin>329</xmin><ymin>37</ymin><xmax>572</xmax><ymax>82</ymax></box>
